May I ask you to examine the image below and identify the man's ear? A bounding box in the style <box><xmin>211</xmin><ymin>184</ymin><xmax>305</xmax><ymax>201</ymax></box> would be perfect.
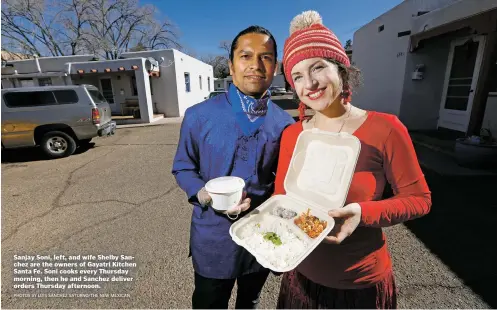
<box><xmin>272</xmin><ymin>62</ymin><xmax>278</xmax><ymax>77</ymax></box>
<box><xmin>229</xmin><ymin>60</ymin><xmax>234</xmax><ymax>76</ymax></box>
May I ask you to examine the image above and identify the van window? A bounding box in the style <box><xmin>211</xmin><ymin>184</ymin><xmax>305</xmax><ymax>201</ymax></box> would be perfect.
<box><xmin>4</xmin><ymin>91</ymin><xmax>57</xmax><ymax>108</ymax></box>
<box><xmin>88</xmin><ymin>89</ymin><xmax>107</xmax><ymax>104</ymax></box>
<box><xmin>53</xmin><ymin>90</ymin><xmax>78</xmax><ymax>104</ymax></box>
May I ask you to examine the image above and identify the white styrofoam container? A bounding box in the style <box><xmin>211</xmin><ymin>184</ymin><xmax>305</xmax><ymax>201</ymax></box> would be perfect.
<box><xmin>205</xmin><ymin>176</ymin><xmax>245</xmax><ymax>211</ymax></box>
<box><xmin>229</xmin><ymin>129</ymin><xmax>361</xmax><ymax>272</ymax></box>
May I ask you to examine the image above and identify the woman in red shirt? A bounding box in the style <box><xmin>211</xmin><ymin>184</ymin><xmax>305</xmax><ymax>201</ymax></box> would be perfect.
<box><xmin>275</xmin><ymin>11</ymin><xmax>432</xmax><ymax>309</ymax></box>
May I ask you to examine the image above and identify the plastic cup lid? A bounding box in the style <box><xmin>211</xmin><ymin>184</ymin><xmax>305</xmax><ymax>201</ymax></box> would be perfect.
<box><xmin>205</xmin><ymin>176</ymin><xmax>245</xmax><ymax>194</ymax></box>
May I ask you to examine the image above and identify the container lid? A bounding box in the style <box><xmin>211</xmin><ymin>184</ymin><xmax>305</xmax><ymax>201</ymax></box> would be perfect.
<box><xmin>205</xmin><ymin>176</ymin><xmax>245</xmax><ymax>194</ymax></box>
<box><xmin>283</xmin><ymin>129</ymin><xmax>361</xmax><ymax>212</ymax></box>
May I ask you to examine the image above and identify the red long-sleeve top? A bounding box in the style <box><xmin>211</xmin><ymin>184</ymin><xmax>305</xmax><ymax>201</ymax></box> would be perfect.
<box><xmin>274</xmin><ymin>111</ymin><xmax>431</xmax><ymax>289</ymax></box>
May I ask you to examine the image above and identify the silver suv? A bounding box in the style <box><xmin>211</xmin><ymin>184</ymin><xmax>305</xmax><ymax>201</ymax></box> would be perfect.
<box><xmin>1</xmin><ymin>85</ymin><xmax>116</xmax><ymax>159</ymax></box>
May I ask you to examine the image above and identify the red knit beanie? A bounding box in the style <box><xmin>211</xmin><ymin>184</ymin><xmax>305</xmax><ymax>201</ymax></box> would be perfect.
<box><xmin>282</xmin><ymin>11</ymin><xmax>351</xmax><ymax>121</ymax></box>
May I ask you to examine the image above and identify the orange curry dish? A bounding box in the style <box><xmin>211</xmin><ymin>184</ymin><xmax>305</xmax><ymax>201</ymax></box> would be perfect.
<box><xmin>294</xmin><ymin>209</ymin><xmax>328</xmax><ymax>238</ymax></box>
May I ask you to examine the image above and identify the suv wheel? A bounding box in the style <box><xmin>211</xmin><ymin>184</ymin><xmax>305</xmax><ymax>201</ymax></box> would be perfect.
<box><xmin>40</xmin><ymin>131</ymin><xmax>77</xmax><ymax>159</ymax></box>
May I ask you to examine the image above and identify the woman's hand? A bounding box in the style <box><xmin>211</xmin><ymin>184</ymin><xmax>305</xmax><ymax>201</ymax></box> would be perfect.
<box><xmin>323</xmin><ymin>203</ymin><xmax>362</xmax><ymax>244</ymax></box>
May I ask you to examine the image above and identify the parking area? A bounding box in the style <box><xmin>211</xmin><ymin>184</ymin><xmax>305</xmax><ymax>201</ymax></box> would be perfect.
<box><xmin>1</xmin><ymin>124</ymin><xmax>495</xmax><ymax>309</ymax></box>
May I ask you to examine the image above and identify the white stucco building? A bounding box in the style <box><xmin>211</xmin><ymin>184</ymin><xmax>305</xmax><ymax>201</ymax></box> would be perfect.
<box><xmin>214</xmin><ymin>76</ymin><xmax>233</xmax><ymax>91</ymax></box>
<box><xmin>1</xmin><ymin>49</ymin><xmax>214</xmax><ymax>124</ymax></box>
<box><xmin>352</xmin><ymin>0</ymin><xmax>497</xmax><ymax>136</ymax></box>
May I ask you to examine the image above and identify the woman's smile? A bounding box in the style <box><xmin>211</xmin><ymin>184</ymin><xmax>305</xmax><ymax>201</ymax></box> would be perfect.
<box><xmin>307</xmin><ymin>88</ymin><xmax>326</xmax><ymax>100</ymax></box>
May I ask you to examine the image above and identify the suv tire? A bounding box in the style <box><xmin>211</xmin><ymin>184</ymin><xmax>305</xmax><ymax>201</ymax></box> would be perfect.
<box><xmin>40</xmin><ymin>131</ymin><xmax>77</xmax><ymax>159</ymax></box>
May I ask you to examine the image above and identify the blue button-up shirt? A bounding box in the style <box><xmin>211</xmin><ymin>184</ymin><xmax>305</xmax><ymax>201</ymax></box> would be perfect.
<box><xmin>171</xmin><ymin>92</ymin><xmax>294</xmax><ymax>279</ymax></box>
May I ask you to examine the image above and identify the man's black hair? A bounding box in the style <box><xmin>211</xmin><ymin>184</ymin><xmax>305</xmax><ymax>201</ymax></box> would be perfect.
<box><xmin>229</xmin><ymin>25</ymin><xmax>278</xmax><ymax>63</ymax></box>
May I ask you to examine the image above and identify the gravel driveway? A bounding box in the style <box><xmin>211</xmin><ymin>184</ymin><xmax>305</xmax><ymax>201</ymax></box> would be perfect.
<box><xmin>1</xmin><ymin>124</ymin><xmax>494</xmax><ymax>309</ymax></box>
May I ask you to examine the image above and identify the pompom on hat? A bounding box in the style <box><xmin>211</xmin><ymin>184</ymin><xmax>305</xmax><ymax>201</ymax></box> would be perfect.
<box><xmin>282</xmin><ymin>10</ymin><xmax>352</xmax><ymax>121</ymax></box>
<box><xmin>283</xmin><ymin>10</ymin><xmax>350</xmax><ymax>88</ymax></box>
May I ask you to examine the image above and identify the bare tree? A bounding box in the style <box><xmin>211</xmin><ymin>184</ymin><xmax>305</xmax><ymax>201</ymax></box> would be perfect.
<box><xmin>202</xmin><ymin>54</ymin><xmax>229</xmax><ymax>79</ymax></box>
<box><xmin>344</xmin><ymin>39</ymin><xmax>352</xmax><ymax>50</ymax></box>
<box><xmin>2</xmin><ymin>0</ymin><xmax>63</xmax><ymax>56</ymax></box>
<box><xmin>1</xmin><ymin>0</ymin><xmax>182</xmax><ymax>59</ymax></box>
<box><xmin>129</xmin><ymin>42</ymin><xmax>147</xmax><ymax>52</ymax></box>
<box><xmin>219</xmin><ymin>40</ymin><xmax>231</xmax><ymax>58</ymax></box>
<box><xmin>82</xmin><ymin>0</ymin><xmax>182</xmax><ymax>59</ymax></box>
<box><xmin>198</xmin><ymin>40</ymin><xmax>233</xmax><ymax>78</ymax></box>
<box><xmin>181</xmin><ymin>46</ymin><xmax>198</xmax><ymax>58</ymax></box>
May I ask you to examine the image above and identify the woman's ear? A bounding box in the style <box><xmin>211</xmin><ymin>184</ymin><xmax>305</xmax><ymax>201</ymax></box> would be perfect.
<box><xmin>341</xmin><ymin>85</ymin><xmax>352</xmax><ymax>103</ymax></box>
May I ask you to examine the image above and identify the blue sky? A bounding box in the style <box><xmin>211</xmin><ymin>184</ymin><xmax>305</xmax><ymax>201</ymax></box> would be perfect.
<box><xmin>143</xmin><ymin>0</ymin><xmax>403</xmax><ymax>59</ymax></box>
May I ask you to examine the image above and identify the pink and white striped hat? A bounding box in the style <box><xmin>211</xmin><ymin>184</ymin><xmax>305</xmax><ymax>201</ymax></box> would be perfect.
<box><xmin>283</xmin><ymin>11</ymin><xmax>350</xmax><ymax>89</ymax></box>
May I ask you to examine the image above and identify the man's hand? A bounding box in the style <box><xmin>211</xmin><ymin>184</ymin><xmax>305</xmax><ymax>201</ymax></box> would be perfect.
<box><xmin>197</xmin><ymin>188</ymin><xmax>251</xmax><ymax>217</ymax></box>
<box><xmin>197</xmin><ymin>187</ymin><xmax>212</xmax><ymax>206</ymax></box>
<box><xmin>225</xmin><ymin>192</ymin><xmax>251</xmax><ymax>217</ymax></box>
<box><xmin>323</xmin><ymin>203</ymin><xmax>361</xmax><ymax>244</ymax></box>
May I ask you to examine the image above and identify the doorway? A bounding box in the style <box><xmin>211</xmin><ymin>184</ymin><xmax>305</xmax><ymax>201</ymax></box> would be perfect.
<box><xmin>438</xmin><ymin>36</ymin><xmax>486</xmax><ymax>132</ymax></box>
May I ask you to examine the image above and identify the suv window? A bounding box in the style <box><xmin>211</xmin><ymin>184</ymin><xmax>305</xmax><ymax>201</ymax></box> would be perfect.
<box><xmin>53</xmin><ymin>90</ymin><xmax>79</xmax><ymax>104</ymax></box>
<box><xmin>88</xmin><ymin>89</ymin><xmax>107</xmax><ymax>104</ymax></box>
<box><xmin>4</xmin><ymin>91</ymin><xmax>57</xmax><ymax>108</ymax></box>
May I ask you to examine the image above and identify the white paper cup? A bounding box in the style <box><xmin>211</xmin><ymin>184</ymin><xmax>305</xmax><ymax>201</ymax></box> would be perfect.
<box><xmin>205</xmin><ymin>176</ymin><xmax>245</xmax><ymax>212</ymax></box>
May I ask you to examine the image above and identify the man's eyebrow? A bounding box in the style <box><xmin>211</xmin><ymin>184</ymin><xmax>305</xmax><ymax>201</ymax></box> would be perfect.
<box><xmin>238</xmin><ymin>49</ymin><xmax>253</xmax><ymax>54</ymax></box>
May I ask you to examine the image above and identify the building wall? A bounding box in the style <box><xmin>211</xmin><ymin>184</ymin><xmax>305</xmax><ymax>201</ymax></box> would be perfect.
<box><xmin>172</xmin><ymin>49</ymin><xmax>214</xmax><ymax>116</ymax></box>
<box><xmin>50</xmin><ymin>77</ymin><xmax>67</xmax><ymax>86</ymax></box>
<box><xmin>1</xmin><ymin>79</ymin><xmax>15</xmax><ymax>88</ymax></box>
<box><xmin>482</xmin><ymin>94</ymin><xmax>497</xmax><ymax>138</ymax></box>
<box><xmin>120</xmin><ymin>49</ymin><xmax>177</xmax><ymax>116</ymax></box>
<box><xmin>112</xmin><ymin>74</ymin><xmax>135</xmax><ymax>113</ymax></box>
<box><xmin>72</xmin><ymin>71</ymin><xmax>150</xmax><ymax>115</ymax></box>
<box><xmin>1</xmin><ymin>75</ymin><xmax>69</xmax><ymax>88</ymax></box>
<box><xmin>400</xmin><ymin>5</ymin><xmax>497</xmax><ymax>132</ymax></box>
<box><xmin>352</xmin><ymin>2</ymin><xmax>413</xmax><ymax>115</ymax></box>
<box><xmin>225</xmin><ymin>76</ymin><xmax>233</xmax><ymax>90</ymax></box>
<box><xmin>121</xmin><ymin>49</ymin><xmax>216</xmax><ymax>117</ymax></box>
<box><xmin>352</xmin><ymin>0</ymin><xmax>460</xmax><ymax>115</ymax></box>
<box><xmin>71</xmin><ymin>75</ymin><xmax>100</xmax><ymax>88</ymax></box>
<box><xmin>398</xmin><ymin>33</ymin><xmax>455</xmax><ymax>130</ymax></box>
<box><xmin>2</xmin><ymin>49</ymin><xmax>213</xmax><ymax>118</ymax></box>
<box><xmin>214</xmin><ymin>78</ymin><xmax>225</xmax><ymax>90</ymax></box>
<box><xmin>2</xmin><ymin>55</ymin><xmax>94</xmax><ymax>75</ymax></box>
<box><xmin>411</xmin><ymin>0</ymin><xmax>497</xmax><ymax>35</ymax></box>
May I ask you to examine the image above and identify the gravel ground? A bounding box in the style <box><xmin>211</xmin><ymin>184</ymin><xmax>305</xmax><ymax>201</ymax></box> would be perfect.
<box><xmin>1</xmin><ymin>123</ymin><xmax>495</xmax><ymax>309</ymax></box>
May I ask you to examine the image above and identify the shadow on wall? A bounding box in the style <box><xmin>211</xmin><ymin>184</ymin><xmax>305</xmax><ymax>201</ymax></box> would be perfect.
<box><xmin>404</xmin><ymin>170</ymin><xmax>497</xmax><ymax>308</ymax></box>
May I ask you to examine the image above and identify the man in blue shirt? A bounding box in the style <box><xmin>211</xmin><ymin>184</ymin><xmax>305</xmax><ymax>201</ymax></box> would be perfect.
<box><xmin>172</xmin><ymin>25</ymin><xmax>294</xmax><ymax>309</ymax></box>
